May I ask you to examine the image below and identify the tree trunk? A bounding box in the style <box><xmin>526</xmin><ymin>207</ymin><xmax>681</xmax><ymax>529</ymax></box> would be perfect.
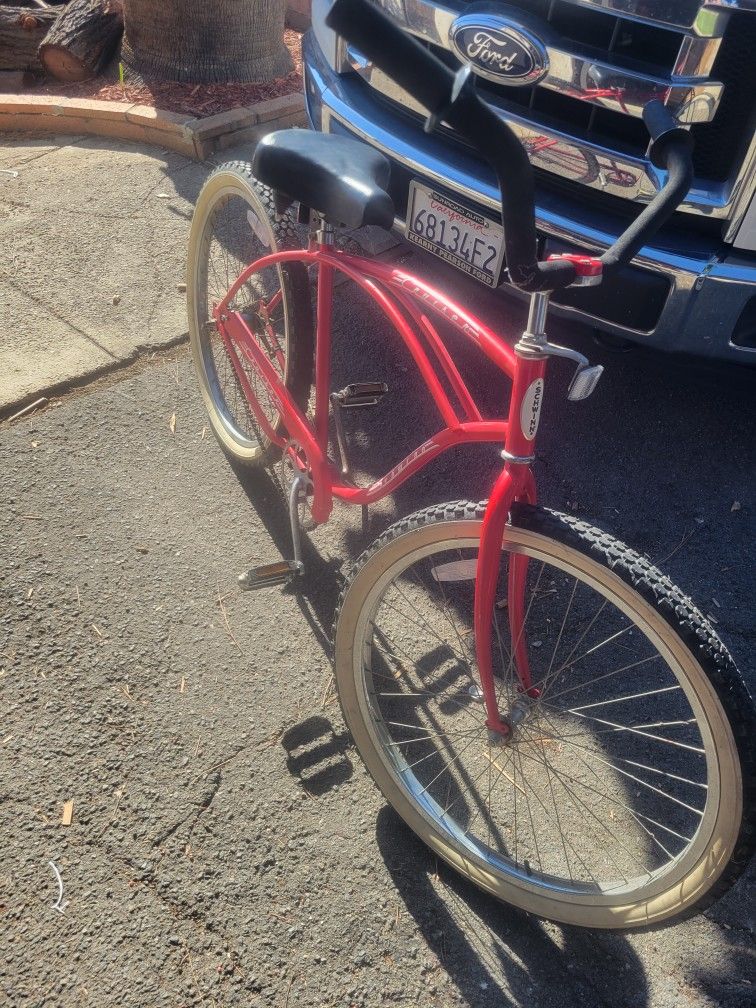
<box><xmin>121</xmin><ymin>0</ymin><xmax>292</xmax><ymax>83</ymax></box>
<box><xmin>0</xmin><ymin>5</ymin><xmax>57</xmax><ymax>71</ymax></box>
<box><xmin>38</xmin><ymin>0</ymin><xmax>124</xmax><ymax>81</ymax></box>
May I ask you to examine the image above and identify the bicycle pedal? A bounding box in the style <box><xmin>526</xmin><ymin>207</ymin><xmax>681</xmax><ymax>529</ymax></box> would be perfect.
<box><xmin>332</xmin><ymin>382</ymin><xmax>389</xmax><ymax>408</ymax></box>
<box><xmin>238</xmin><ymin>560</ymin><xmax>303</xmax><ymax>591</ymax></box>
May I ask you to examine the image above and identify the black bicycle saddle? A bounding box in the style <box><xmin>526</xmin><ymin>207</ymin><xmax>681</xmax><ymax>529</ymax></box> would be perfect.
<box><xmin>253</xmin><ymin>130</ymin><xmax>395</xmax><ymax>230</ymax></box>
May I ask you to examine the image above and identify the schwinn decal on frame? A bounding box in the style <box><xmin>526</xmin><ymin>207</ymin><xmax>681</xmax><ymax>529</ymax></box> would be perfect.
<box><xmin>370</xmin><ymin>439</ymin><xmax>439</xmax><ymax>493</ymax></box>
<box><xmin>392</xmin><ymin>276</ymin><xmax>482</xmax><ymax>344</ymax></box>
<box><xmin>520</xmin><ymin>378</ymin><xmax>544</xmax><ymax>440</ymax></box>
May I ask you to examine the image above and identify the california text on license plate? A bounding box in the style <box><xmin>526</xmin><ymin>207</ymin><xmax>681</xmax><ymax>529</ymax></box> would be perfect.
<box><xmin>406</xmin><ymin>182</ymin><xmax>505</xmax><ymax>288</ymax></box>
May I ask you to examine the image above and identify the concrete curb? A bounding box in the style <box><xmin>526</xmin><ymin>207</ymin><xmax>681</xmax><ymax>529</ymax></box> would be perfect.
<box><xmin>0</xmin><ymin>334</ymin><xmax>191</xmax><ymax>425</ymax></box>
<box><xmin>0</xmin><ymin>91</ymin><xmax>306</xmax><ymax>159</ymax></box>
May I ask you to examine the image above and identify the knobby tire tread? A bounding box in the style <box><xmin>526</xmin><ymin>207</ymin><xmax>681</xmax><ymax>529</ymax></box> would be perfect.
<box><xmin>333</xmin><ymin>499</ymin><xmax>756</xmax><ymax>924</ymax></box>
<box><xmin>196</xmin><ymin>161</ymin><xmax>314</xmax><ymax>468</ymax></box>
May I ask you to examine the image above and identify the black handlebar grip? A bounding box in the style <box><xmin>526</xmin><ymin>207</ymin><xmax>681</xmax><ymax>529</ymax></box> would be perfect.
<box><xmin>602</xmin><ymin>143</ymin><xmax>693</xmax><ymax>272</ymax></box>
<box><xmin>642</xmin><ymin>100</ymin><xmax>694</xmax><ymax>169</ymax></box>
<box><xmin>326</xmin><ymin>0</ymin><xmax>456</xmax><ymax>116</ymax></box>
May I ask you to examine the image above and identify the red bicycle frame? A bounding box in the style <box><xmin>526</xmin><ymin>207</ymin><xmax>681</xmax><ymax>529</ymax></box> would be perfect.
<box><xmin>216</xmin><ymin>241</ymin><xmax>548</xmax><ymax>737</ymax></box>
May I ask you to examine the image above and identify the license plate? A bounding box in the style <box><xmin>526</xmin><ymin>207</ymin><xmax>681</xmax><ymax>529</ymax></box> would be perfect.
<box><xmin>406</xmin><ymin>182</ymin><xmax>505</xmax><ymax>288</ymax></box>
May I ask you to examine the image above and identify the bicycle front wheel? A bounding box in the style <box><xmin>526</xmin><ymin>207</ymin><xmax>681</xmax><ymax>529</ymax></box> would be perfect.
<box><xmin>334</xmin><ymin>501</ymin><xmax>755</xmax><ymax>928</ymax></box>
<box><xmin>187</xmin><ymin>162</ymin><xmax>314</xmax><ymax>468</ymax></box>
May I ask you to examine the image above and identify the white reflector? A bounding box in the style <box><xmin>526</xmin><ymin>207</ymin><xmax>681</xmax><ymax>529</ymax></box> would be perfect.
<box><xmin>431</xmin><ymin>559</ymin><xmax>478</xmax><ymax>582</ymax></box>
<box><xmin>568</xmin><ymin>364</ymin><xmax>604</xmax><ymax>401</ymax></box>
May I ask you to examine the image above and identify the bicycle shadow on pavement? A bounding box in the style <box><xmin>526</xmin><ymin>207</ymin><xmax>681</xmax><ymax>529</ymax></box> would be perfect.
<box><xmin>280</xmin><ymin>714</ymin><xmax>354</xmax><ymax>796</ymax></box>
<box><xmin>688</xmin><ymin>859</ymin><xmax>756</xmax><ymax>1002</ymax></box>
<box><xmin>375</xmin><ymin>805</ymin><xmax>650</xmax><ymax>1008</ymax></box>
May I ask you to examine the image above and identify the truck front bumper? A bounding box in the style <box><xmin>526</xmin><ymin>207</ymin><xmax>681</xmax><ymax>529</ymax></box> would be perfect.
<box><xmin>303</xmin><ymin>31</ymin><xmax>756</xmax><ymax>364</ymax></box>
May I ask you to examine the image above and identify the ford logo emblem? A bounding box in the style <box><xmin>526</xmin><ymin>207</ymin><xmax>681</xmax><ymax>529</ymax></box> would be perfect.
<box><xmin>450</xmin><ymin>13</ymin><xmax>550</xmax><ymax>87</ymax></box>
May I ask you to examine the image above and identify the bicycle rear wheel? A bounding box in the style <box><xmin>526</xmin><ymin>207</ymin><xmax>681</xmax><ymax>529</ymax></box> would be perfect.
<box><xmin>334</xmin><ymin>501</ymin><xmax>756</xmax><ymax>928</ymax></box>
<box><xmin>187</xmin><ymin>162</ymin><xmax>314</xmax><ymax>468</ymax></box>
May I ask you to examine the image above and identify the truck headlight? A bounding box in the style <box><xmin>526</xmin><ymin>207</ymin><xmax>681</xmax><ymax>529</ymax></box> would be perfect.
<box><xmin>313</xmin><ymin>0</ymin><xmax>408</xmax><ymax>73</ymax></box>
<box><xmin>312</xmin><ymin>0</ymin><xmax>349</xmax><ymax>72</ymax></box>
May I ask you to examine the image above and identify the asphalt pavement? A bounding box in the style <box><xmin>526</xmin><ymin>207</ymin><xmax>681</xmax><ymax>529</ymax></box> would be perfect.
<box><xmin>1</xmin><ymin>132</ymin><xmax>755</xmax><ymax>1008</ymax></box>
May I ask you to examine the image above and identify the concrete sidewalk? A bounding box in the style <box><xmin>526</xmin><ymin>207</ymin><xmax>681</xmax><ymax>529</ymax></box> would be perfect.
<box><xmin>0</xmin><ymin>130</ymin><xmax>212</xmax><ymax>418</ymax></box>
<box><xmin>0</xmin><ymin>129</ymin><xmax>400</xmax><ymax>421</ymax></box>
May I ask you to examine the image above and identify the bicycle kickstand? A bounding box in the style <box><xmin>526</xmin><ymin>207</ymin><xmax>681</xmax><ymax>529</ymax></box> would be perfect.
<box><xmin>237</xmin><ymin>476</ymin><xmax>307</xmax><ymax>591</ymax></box>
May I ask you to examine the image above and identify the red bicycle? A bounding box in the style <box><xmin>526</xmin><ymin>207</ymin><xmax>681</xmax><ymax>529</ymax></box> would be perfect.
<box><xmin>187</xmin><ymin>0</ymin><xmax>755</xmax><ymax>929</ymax></box>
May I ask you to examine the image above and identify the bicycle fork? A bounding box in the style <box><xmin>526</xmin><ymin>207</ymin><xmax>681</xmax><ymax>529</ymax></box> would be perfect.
<box><xmin>474</xmin><ymin>289</ymin><xmax>603</xmax><ymax>740</ymax></box>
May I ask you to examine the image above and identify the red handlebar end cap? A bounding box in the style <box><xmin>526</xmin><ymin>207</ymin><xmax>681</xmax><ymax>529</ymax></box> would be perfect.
<box><xmin>548</xmin><ymin>253</ymin><xmax>603</xmax><ymax>286</ymax></box>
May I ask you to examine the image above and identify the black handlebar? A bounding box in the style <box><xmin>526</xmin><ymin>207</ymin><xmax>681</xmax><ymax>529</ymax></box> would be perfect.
<box><xmin>599</xmin><ymin>102</ymin><xmax>694</xmax><ymax>271</ymax></box>
<box><xmin>326</xmin><ymin>0</ymin><xmax>695</xmax><ymax>293</ymax></box>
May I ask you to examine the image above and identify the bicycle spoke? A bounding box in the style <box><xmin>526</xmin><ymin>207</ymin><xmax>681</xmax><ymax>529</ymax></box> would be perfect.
<box><xmin>513</xmin><ymin>735</ymin><xmax>657</xmax><ymax>877</ymax></box>
<box><xmin>441</xmin><ymin>743</ymin><xmax>516</xmax><ymax>822</ymax></box>
<box><xmin>524</xmin><ymin>720</ymin><xmax>706</xmax><ymax>753</ymax></box>
<box><xmin>568</xmin><ymin>685</ymin><xmax>681</xmax><ymax>712</ymax></box>
<box><xmin>542</xmin><ymin>653</ymin><xmax>662</xmax><ymax>705</ymax></box>
<box><xmin>418</xmin><ymin>556</ymin><xmax>473</xmax><ymax>667</ymax></box>
<box><xmin>500</xmin><ymin>560</ymin><xmax>548</xmax><ymax>705</ymax></box>
<box><xmin>493</xmin><ymin>604</ymin><xmax>517</xmax><ymax>710</ymax></box>
<box><xmin>374</xmin><ymin>596</ymin><xmax>471</xmax><ymax>685</ymax></box>
<box><xmin>540</xmin><ymin>624</ymin><xmax>637</xmax><ymax>698</ymax></box>
<box><xmin>385</xmin><ymin>725</ymin><xmax>479</xmax><ymax>749</ymax></box>
<box><xmin>536</xmin><ymin>708</ymin><xmax>705</xmax><ymax>817</ymax></box>
<box><xmin>549</xmin><ymin>597</ymin><xmax>609</xmax><ymax>683</ymax></box>
<box><xmin>486</xmin><ymin>738</ymin><xmax>493</xmax><ymax>851</ymax></box>
<box><xmin>511</xmin><ymin>736</ymin><xmax>544</xmax><ymax>874</ymax></box>
<box><xmin>416</xmin><ymin>731</ymin><xmax>486</xmax><ymax>797</ymax></box>
<box><xmin>538</xmin><ymin>577</ymin><xmax>580</xmax><ymax>698</ymax></box>
<box><xmin>511</xmin><ymin>731</ymin><xmax>599</xmax><ymax>883</ymax></box>
<box><xmin>371</xmin><ymin>640</ymin><xmax>480</xmax><ymax>729</ymax></box>
<box><xmin>460</xmin><ymin>744</ymin><xmax>519</xmax><ymax>837</ymax></box>
<box><xmin>531</xmin><ymin>723</ymin><xmax>708</xmax><ymax>791</ymax></box>
<box><xmin>550</xmin><ymin>707</ymin><xmax>706</xmax><ymax>754</ymax></box>
<box><xmin>390</xmin><ymin>581</ymin><xmax>471</xmax><ymax>668</ymax></box>
<box><xmin>515</xmin><ymin>736</ymin><xmax>694</xmax><ymax>847</ymax></box>
<box><xmin>385</xmin><ymin>719</ymin><xmax>478</xmax><ymax>737</ymax></box>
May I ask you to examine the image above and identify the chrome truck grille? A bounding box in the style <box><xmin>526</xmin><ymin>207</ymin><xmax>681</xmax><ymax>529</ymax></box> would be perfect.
<box><xmin>348</xmin><ymin>0</ymin><xmax>756</xmax><ymax>234</ymax></box>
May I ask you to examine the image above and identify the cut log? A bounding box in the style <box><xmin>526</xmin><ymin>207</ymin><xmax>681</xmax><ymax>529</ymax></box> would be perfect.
<box><xmin>0</xmin><ymin>5</ymin><xmax>57</xmax><ymax>72</ymax></box>
<box><xmin>38</xmin><ymin>0</ymin><xmax>123</xmax><ymax>82</ymax></box>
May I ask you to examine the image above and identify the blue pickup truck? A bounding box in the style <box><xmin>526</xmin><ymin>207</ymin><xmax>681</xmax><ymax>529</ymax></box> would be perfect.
<box><xmin>302</xmin><ymin>0</ymin><xmax>756</xmax><ymax>363</ymax></box>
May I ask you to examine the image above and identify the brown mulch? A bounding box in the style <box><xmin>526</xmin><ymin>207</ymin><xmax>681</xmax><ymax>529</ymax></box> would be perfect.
<box><xmin>20</xmin><ymin>29</ymin><xmax>303</xmax><ymax>118</ymax></box>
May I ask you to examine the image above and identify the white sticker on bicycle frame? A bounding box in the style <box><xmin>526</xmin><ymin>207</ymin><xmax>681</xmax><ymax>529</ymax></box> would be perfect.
<box><xmin>431</xmin><ymin>559</ymin><xmax>478</xmax><ymax>582</ymax></box>
<box><xmin>520</xmin><ymin>378</ymin><xmax>544</xmax><ymax>441</ymax></box>
<box><xmin>247</xmin><ymin>209</ymin><xmax>271</xmax><ymax>248</ymax></box>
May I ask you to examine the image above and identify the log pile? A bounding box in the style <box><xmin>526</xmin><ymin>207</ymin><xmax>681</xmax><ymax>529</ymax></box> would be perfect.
<box><xmin>1</xmin><ymin>0</ymin><xmax>124</xmax><ymax>81</ymax></box>
<box><xmin>39</xmin><ymin>0</ymin><xmax>124</xmax><ymax>82</ymax></box>
<box><xmin>0</xmin><ymin>5</ymin><xmax>58</xmax><ymax>71</ymax></box>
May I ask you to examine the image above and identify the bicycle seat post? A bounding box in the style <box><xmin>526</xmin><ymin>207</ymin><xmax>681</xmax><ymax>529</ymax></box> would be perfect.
<box><xmin>313</xmin><ymin>211</ymin><xmax>335</xmax><ymax>247</ymax></box>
